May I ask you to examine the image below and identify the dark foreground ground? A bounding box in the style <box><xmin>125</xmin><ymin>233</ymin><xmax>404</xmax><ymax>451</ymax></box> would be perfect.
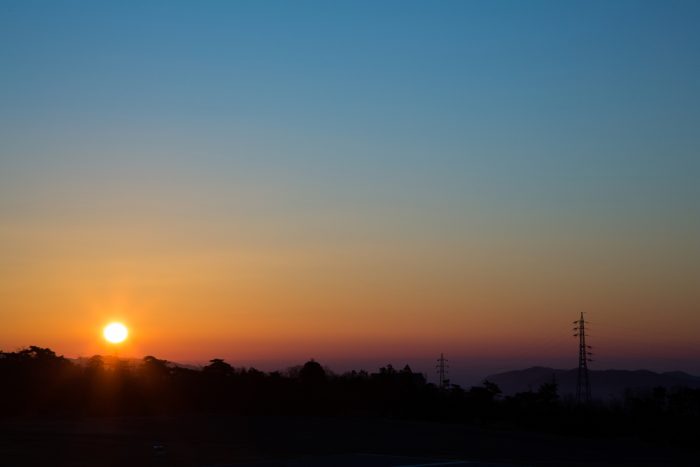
<box><xmin>0</xmin><ymin>415</ymin><xmax>696</xmax><ymax>467</ymax></box>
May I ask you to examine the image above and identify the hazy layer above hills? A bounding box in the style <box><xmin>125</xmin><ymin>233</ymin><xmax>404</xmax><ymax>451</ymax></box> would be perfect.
<box><xmin>487</xmin><ymin>367</ymin><xmax>700</xmax><ymax>399</ymax></box>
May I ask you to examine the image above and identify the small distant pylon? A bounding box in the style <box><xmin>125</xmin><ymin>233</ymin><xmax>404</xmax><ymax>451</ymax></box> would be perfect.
<box><xmin>436</xmin><ymin>353</ymin><xmax>449</xmax><ymax>389</ymax></box>
<box><xmin>573</xmin><ymin>312</ymin><xmax>593</xmax><ymax>404</ymax></box>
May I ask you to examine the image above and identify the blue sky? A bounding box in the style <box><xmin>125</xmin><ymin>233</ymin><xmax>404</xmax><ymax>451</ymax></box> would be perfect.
<box><xmin>3</xmin><ymin>1</ymin><xmax>698</xmax><ymax>204</ymax></box>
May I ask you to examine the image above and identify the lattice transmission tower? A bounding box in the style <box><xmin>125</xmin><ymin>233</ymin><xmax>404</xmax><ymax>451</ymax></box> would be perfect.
<box><xmin>436</xmin><ymin>353</ymin><xmax>449</xmax><ymax>389</ymax></box>
<box><xmin>573</xmin><ymin>312</ymin><xmax>593</xmax><ymax>403</ymax></box>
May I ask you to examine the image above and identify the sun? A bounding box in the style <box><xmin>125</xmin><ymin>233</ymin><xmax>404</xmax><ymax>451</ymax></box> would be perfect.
<box><xmin>103</xmin><ymin>322</ymin><xmax>128</xmax><ymax>344</ymax></box>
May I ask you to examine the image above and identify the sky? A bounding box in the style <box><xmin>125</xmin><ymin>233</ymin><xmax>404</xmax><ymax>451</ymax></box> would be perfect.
<box><xmin>1</xmin><ymin>0</ymin><xmax>699</xmax><ymax>385</ymax></box>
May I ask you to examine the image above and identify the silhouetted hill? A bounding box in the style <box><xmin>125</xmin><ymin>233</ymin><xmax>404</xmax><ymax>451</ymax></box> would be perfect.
<box><xmin>486</xmin><ymin>366</ymin><xmax>700</xmax><ymax>400</ymax></box>
<box><xmin>72</xmin><ymin>355</ymin><xmax>201</xmax><ymax>371</ymax></box>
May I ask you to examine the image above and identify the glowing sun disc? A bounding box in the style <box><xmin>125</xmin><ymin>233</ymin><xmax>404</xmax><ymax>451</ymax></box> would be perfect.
<box><xmin>103</xmin><ymin>322</ymin><xmax>128</xmax><ymax>344</ymax></box>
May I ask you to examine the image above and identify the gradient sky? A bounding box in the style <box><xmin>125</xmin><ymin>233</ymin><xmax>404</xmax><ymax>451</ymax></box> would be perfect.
<box><xmin>1</xmin><ymin>0</ymin><xmax>699</xmax><ymax>384</ymax></box>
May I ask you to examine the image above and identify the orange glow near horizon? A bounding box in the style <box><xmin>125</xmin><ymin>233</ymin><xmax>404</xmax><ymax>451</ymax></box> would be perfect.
<box><xmin>0</xmin><ymin>189</ymin><xmax>698</xmax><ymax>374</ymax></box>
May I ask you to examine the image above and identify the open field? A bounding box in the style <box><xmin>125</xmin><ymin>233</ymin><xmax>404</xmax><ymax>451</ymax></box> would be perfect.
<box><xmin>0</xmin><ymin>415</ymin><xmax>696</xmax><ymax>467</ymax></box>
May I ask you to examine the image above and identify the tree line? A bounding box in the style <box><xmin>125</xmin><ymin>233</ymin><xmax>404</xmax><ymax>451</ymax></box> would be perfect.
<box><xmin>1</xmin><ymin>346</ymin><xmax>698</xmax><ymax>448</ymax></box>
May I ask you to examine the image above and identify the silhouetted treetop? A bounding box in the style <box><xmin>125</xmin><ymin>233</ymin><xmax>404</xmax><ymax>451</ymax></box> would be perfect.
<box><xmin>203</xmin><ymin>358</ymin><xmax>234</xmax><ymax>376</ymax></box>
<box><xmin>300</xmin><ymin>360</ymin><xmax>326</xmax><ymax>385</ymax></box>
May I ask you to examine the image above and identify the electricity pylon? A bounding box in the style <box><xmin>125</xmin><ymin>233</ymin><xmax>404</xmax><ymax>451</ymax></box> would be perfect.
<box><xmin>573</xmin><ymin>312</ymin><xmax>593</xmax><ymax>404</ymax></box>
<box><xmin>436</xmin><ymin>353</ymin><xmax>449</xmax><ymax>389</ymax></box>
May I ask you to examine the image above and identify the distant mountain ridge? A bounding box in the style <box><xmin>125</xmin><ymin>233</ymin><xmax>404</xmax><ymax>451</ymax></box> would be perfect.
<box><xmin>486</xmin><ymin>366</ymin><xmax>700</xmax><ymax>400</ymax></box>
